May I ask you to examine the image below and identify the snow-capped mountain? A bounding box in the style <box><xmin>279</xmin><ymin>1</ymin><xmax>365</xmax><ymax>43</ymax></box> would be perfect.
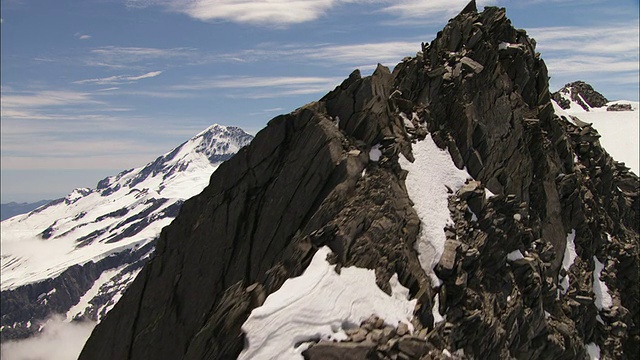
<box><xmin>0</xmin><ymin>124</ymin><xmax>253</xmax><ymax>341</ymax></box>
<box><xmin>551</xmin><ymin>81</ymin><xmax>610</xmax><ymax>112</ymax></box>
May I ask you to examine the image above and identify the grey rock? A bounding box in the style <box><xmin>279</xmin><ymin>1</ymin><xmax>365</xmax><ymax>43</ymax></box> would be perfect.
<box><xmin>78</xmin><ymin>3</ymin><xmax>639</xmax><ymax>360</ymax></box>
<box><xmin>303</xmin><ymin>341</ymin><xmax>375</xmax><ymax>360</ymax></box>
<box><xmin>607</xmin><ymin>103</ymin><xmax>633</xmax><ymax>112</ymax></box>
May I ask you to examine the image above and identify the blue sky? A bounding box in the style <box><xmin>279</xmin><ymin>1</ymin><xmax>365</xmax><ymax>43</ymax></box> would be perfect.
<box><xmin>1</xmin><ymin>0</ymin><xmax>638</xmax><ymax>202</ymax></box>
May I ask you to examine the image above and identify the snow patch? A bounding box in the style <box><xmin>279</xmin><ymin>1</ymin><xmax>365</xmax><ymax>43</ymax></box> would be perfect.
<box><xmin>369</xmin><ymin>144</ymin><xmax>382</xmax><ymax>162</ymax></box>
<box><xmin>66</xmin><ymin>267</ymin><xmax>122</xmax><ymax>321</ymax></box>
<box><xmin>400</xmin><ymin>112</ymin><xmax>414</xmax><ymax>129</ymax></box>
<box><xmin>593</xmin><ymin>256</ymin><xmax>613</xmax><ymax>310</ymax></box>
<box><xmin>559</xmin><ymin>229</ymin><xmax>577</xmax><ymax>294</ymax></box>
<box><xmin>238</xmin><ymin>246</ymin><xmax>416</xmax><ymax>360</ymax></box>
<box><xmin>507</xmin><ymin>250</ymin><xmax>524</xmax><ymax>261</ymax></box>
<box><xmin>586</xmin><ymin>343</ymin><xmax>601</xmax><ymax>360</ymax></box>
<box><xmin>399</xmin><ymin>135</ymin><xmax>470</xmax><ymax>284</ymax></box>
<box><xmin>432</xmin><ymin>294</ymin><xmax>445</xmax><ymax>324</ymax></box>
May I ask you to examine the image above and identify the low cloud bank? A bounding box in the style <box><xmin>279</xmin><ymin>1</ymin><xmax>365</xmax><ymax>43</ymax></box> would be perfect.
<box><xmin>1</xmin><ymin>316</ymin><xmax>95</xmax><ymax>360</ymax></box>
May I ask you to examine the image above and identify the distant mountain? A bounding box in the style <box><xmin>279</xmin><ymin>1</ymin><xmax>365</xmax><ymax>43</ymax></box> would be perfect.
<box><xmin>552</xmin><ymin>81</ymin><xmax>609</xmax><ymax>112</ymax></box>
<box><xmin>550</xmin><ymin>83</ymin><xmax>639</xmax><ymax>175</ymax></box>
<box><xmin>0</xmin><ymin>124</ymin><xmax>253</xmax><ymax>342</ymax></box>
<box><xmin>79</xmin><ymin>3</ymin><xmax>639</xmax><ymax>360</ymax></box>
<box><xmin>1</xmin><ymin>200</ymin><xmax>51</xmax><ymax>221</ymax></box>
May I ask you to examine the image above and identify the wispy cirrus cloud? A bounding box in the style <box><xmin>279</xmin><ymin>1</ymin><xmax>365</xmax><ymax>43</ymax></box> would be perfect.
<box><xmin>85</xmin><ymin>46</ymin><xmax>196</xmax><ymax>69</ymax></box>
<box><xmin>207</xmin><ymin>39</ymin><xmax>425</xmax><ymax>70</ymax></box>
<box><xmin>73</xmin><ymin>70</ymin><xmax>163</xmax><ymax>85</ymax></box>
<box><xmin>305</xmin><ymin>41</ymin><xmax>420</xmax><ymax>66</ymax></box>
<box><xmin>530</xmin><ymin>25</ymin><xmax>639</xmax><ymax>56</ymax></box>
<box><xmin>533</xmin><ymin>26</ymin><xmax>639</xmax><ymax>74</ymax></box>
<box><xmin>528</xmin><ymin>23</ymin><xmax>639</xmax><ymax>93</ymax></box>
<box><xmin>167</xmin><ymin>75</ymin><xmax>343</xmax><ymax>99</ymax></box>
<box><xmin>1</xmin><ymin>89</ymin><xmax>100</xmax><ymax>110</ymax></box>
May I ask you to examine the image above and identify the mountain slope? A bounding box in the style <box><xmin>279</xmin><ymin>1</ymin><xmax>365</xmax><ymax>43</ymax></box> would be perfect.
<box><xmin>80</xmin><ymin>3</ymin><xmax>639</xmax><ymax>360</ymax></box>
<box><xmin>550</xmin><ymin>92</ymin><xmax>639</xmax><ymax>174</ymax></box>
<box><xmin>0</xmin><ymin>124</ymin><xmax>253</xmax><ymax>341</ymax></box>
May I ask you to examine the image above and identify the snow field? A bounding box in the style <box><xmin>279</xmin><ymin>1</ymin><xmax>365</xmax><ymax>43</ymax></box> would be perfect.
<box><xmin>238</xmin><ymin>246</ymin><xmax>416</xmax><ymax>360</ymax></box>
<box><xmin>398</xmin><ymin>134</ymin><xmax>470</xmax><ymax>286</ymax></box>
<box><xmin>553</xmin><ymin>99</ymin><xmax>639</xmax><ymax>175</ymax></box>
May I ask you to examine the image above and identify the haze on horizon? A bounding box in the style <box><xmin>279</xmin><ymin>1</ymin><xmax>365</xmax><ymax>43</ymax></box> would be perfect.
<box><xmin>1</xmin><ymin>0</ymin><xmax>638</xmax><ymax>203</ymax></box>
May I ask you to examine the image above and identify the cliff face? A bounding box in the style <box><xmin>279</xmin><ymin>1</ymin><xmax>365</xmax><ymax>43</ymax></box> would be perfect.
<box><xmin>80</xmin><ymin>2</ymin><xmax>639</xmax><ymax>359</ymax></box>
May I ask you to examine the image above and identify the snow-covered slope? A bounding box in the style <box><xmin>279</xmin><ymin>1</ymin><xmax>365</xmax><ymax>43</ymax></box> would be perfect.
<box><xmin>0</xmin><ymin>124</ymin><xmax>253</xmax><ymax>340</ymax></box>
<box><xmin>552</xmin><ymin>99</ymin><xmax>639</xmax><ymax>174</ymax></box>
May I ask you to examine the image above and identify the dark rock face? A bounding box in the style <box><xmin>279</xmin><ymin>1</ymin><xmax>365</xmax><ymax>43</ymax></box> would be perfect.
<box><xmin>607</xmin><ymin>103</ymin><xmax>633</xmax><ymax>112</ymax></box>
<box><xmin>80</xmin><ymin>2</ymin><xmax>639</xmax><ymax>360</ymax></box>
<box><xmin>552</xmin><ymin>81</ymin><xmax>609</xmax><ymax>111</ymax></box>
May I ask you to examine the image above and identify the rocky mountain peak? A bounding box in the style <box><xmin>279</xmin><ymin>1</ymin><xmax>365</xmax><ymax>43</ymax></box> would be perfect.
<box><xmin>552</xmin><ymin>81</ymin><xmax>609</xmax><ymax>111</ymax></box>
<box><xmin>79</xmin><ymin>3</ymin><xmax>638</xmax><ymax>360</ymax></box>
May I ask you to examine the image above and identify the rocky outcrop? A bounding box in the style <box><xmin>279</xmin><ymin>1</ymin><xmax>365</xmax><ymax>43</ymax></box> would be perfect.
<box><xmin>552</xmin><ymin>81</ymin><xmax>609</xmax><ymax>111</ymax></box>
<box><xmin>607</xmin><ymin>103</ymin><xmax>633</xmax><ymax>112</ymax></box>
<box><xmin>79</xmin><ymin>65</ymin><xmax>433</xmax><ymax>359</ymax></box>
<box><xmin>79</xmin><ymin>2</ymin><xmax>639</xmax><ymax>360</ymax></box>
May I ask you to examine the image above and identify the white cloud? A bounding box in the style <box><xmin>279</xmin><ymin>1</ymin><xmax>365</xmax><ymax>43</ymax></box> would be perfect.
<box><xmin>0</xmin><ymin>316</ymin><xmax>95</xmax><ymax>360</ymax></box>
<box><xmin>544</xmin><ymin>56</ymin><xmax>638</xmax><ymax>75</ymax></box>
<box><xmin>124</xmin><ymin>0</ymin><xmax>495</xmax><ymax>26</ymax></box>
<box><xmin>210</xmin><ymin>38</ymin><xmax>425</xmax><ymax>69</ymax></box>
<box><xmin>0</xmin><ymin>112</ymin><xmax>201</xmax><ymax>171</ymax></box>
<box><xmin>173</xmin><ymin>75</ymin><xmax>342</xmax><ymax>90</ymax></box>
<box><xmin>1</xmin><ymin>90</ymin><xmax>99</xmax><ymax>109</ymax></box>
<box><xmin>380</xmin><ymin>0</ymin><xmax>496</xmax><ymax>20</ymax></box>
<box><xmin>74</xmin><ymin>70</ymin><xmax>163</xmax><ymax>85</ymax></box>
<box><xmin>529</xmin><ymin>25</ymin><xmax>639</xmax><ymax>55</ymax></box>
<box><xmin>128</xmin><ymin>0</ymin><xmax>339</xmax><ymax>25</ymax></box>
<box><xmin>528</xmin><ymin>23</ymin><xmax>639</xmax><ymax>77</ymax></box>
<box><xmin>183</xmin><ymin>0</ymin><xmax>338</xmax><ymax>25</ymax></box>
<box><xmin>166</xmin><ymin>75</ymin><xmax>342</xmax><ymax>99</ymax></box>
<box><xmin>75</xmin><ymin>32</ymin><xmax>92</xmax><ymax>40</ymax></box>
<box><xmin>305</xmin><ymin>40</ymin><xmax>420</xmax><ymax>66</ymax></box>
<box><xmin>85</xmin><ymin>46</ymin><xmax>196</xmax><ymax>69</ymax></box>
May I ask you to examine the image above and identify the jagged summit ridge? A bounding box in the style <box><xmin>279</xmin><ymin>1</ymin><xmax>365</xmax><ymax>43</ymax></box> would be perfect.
<box><xmin>80</xmin><ymin>3</ymin><xmax>638</xmax><ymax>360</ymax></box>
<box><xmin>0</xmin><ymin>124</ymin><xmax>253</xmax><ymax>342</ymax></box>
